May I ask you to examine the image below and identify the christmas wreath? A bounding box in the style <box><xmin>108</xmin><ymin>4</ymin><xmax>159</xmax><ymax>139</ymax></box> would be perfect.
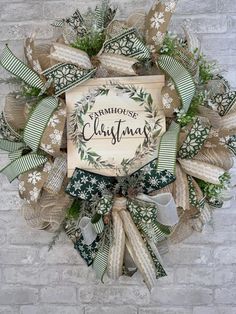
<box><xmin>0</xmin><ymin>0</ymin><xmax>235</xmax><ymax>290</ymax></box>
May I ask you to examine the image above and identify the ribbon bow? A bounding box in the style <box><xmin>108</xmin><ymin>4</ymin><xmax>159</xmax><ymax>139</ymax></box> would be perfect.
<box><xmin>42</xmin><ymin>27</ymin><xmax>151</xmax><ymax>97</ymax></box>
<box><xmin>66</xmin><ymin>158</ymin><xmax>179</xmax><ymax>290</ymax></box>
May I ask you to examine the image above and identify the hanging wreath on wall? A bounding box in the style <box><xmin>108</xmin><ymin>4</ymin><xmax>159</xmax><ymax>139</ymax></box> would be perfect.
<box><xmin>0</xmin><ymin>0</ymin><xmax>235</xmax><ymax>290</ymax></box>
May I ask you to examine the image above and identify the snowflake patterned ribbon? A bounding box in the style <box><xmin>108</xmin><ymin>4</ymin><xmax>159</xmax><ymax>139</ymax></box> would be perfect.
<box><xmin>66</xmin><ymin>159</ymin><xmax>176</xmax><ymax>288</ymax></box>
<box><xmin>43</xmin><ymin>28</ymin><xmax>151</xmax><ymax>96</ymax></box>
<box><xmin>66</xmin><ymin>158</ymin><xmax>176</xmax><ymax>241</ymax></box>
<box><xmin>66</xmin><ymin>159</ymin><xmax>175</xmax><ymax>201</ymax></box>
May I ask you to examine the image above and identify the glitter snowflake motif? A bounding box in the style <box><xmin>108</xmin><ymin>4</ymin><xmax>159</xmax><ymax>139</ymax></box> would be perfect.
<box><xmin>49</xmin><ymin>114</ymin><xmax>60</xmax><ymax>128</ymax></box>
<box><xmin>30</xmin><ymin>187</ymin><xmax>40</xmax><ymax>202</ymax></box>
<box><xmin>150</xmin><ymin>12</ymin><xmax>165</xmax><ymax>29</ymax></box>
<box><xmin>162</xmin><ymin>93</ymin><xmax>173</xmax><ymax>109</ymax></box>
<box><xmin>49</xmin><ymin>129</ymin><xmax>62</xmax><ymax>145</ymax></box>
<box><xmin>19</xmin><ymin>181</ymin><xmax>26</xmax><ymax>194</ymax></box>
<box><xmin>152</xmin><ymin>31</ymin><xmax>165</xmax><ymax>45</ymax></box>
<box><xmin>28</xmin><ymin>171</ymin><xmax>41</xmax><ymax>185</ymax></box>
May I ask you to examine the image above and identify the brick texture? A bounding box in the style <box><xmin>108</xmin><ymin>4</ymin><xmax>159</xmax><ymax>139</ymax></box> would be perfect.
<box><xmin>0</xmin><ymin>0</ymin><xmax>236</xmax><ymax>313</ymax></box>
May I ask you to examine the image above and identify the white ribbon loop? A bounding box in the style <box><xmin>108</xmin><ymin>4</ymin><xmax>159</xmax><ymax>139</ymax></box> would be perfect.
<box><xmin>79</xmin><ymin>217</ymin><xmax>97</xmax><ymax>245</ymax></box>
<box><xmin>137</xmin><ymin>193</ymin><xmax>179</xmax><ymax>226</ymax></box>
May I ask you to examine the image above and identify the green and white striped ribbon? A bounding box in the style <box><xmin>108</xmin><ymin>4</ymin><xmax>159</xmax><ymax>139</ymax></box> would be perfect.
<box><xmin>51</xmin><ymin>19</ymin><xmax>65</xmax><ymax>27</ymax></box>
<box><xmin>93</xmin><ymin>243</ymin><xmax>110</xmax><ymax>281</ymax></box>
<box><xmin>0</xmin><ymin>45</ymin><xmax>44</xmax><ymax>90</ymax></box>
<box><xmin>140</xmin><ymin>222</ymin><xmax>171</xmax><ymax>243</ymax></box>
<box><xmin>158</xmin><ymin>55</ymin><xmax>196</xmax><ymax>113</ymax></box>
<box><xmin>157</xmin><ymin>121</ymin><xmax>180</xmax><ymax>174</ymax></box>
<box><xmin>0</xmin><ymin>153</ymin><xmax>47</xmax><ymax>182</ymax></box>
<box><xmin>23</xmin><ymin>97</ymin><xmax>58</xmax><ymax>152</ymax></box>
<box><xmin>102</xmin><ymin>28</ymin><xmax>151</xmax><ymax>61</ymax></box>
<box><xmin>8</xmin><ymin>149</ymin><xmax>25</xmax><ymax>162</ymax></box>
<box><xmin>0</xmin><ymin>139</ymin><xmax>26</xmax><ymax>152</ymax></box>
<box><xmin>92</xmin><ymin>214</ymin><xmax>105</xmax><ymax>234</ymax></box>
<box><xmin>95</xmin><ymin>2</ymin><xmax>106</xmax><ymax>30</ymax></box>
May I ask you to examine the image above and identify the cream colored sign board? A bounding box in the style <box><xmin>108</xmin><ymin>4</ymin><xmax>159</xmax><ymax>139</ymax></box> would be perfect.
<box><xmin>66</xmin><ymin>75</ymin><xmax>165</xmax><ymax>177</ymax></box>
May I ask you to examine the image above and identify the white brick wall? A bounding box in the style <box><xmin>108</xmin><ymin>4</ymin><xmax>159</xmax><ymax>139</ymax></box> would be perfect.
<box><xmin>0</xmin><ymin>1</ymin><xmax>236</xmax><ymax>313</ymax></box>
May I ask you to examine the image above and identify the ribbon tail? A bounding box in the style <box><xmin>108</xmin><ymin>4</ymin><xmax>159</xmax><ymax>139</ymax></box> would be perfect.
<box><xmin>107</xmin><ymin>210</ymin><xmax>126</xmax><ymax>280</ymax></box>
<box><xmin>145</xmin><ymin>0</ymin><xmax>178</xmax><ymax>50</ymax></box>
<box><xmin>0</xmin><ymin>139</ymin><xmax>26</xmax><ymax>152</ymax></box>
<box><xmin>146</xmin><ymin>240</ymin><xmax>167</xmax><ymax>278</ymax></box>
<box><xmin>157</xmin><ymin>55</ymin><xmax>196</xmax><ymax>113</ymax></box>
<box><xmin>0</xmin><ymin>45</ymin><xmax>44</xmax><ymax>90</ymax></box>
<box><xmin>119</xmin><ymin>205</ymin><xmax>157</xmax><ymax>290</ymax></box>
<box><xmin>0</xmin><ymin>154</ymin><xmax>47</xmax><ymax>182</ymax></box>
<box><xmin>93</xmin><ymin>242</ymin><xmax>110</xmax><ymax>282</ymax></box>
<box><xmin>174</xmin><ymin>163</ymin><xmax>190</xmax><ymax>211</ymax></box>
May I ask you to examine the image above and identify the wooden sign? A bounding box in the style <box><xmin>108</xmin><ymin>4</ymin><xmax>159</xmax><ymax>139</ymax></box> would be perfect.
<box><xmin>66</xmin><ymin>75</ymin><xmax>165</xmax><ymax>177</ymax></box>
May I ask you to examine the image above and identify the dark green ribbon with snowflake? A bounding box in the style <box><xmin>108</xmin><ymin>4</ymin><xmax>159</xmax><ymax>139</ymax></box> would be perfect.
<box><xmin>101</xmin><ymin>28</ymin><xmax>151</xmax><ymax>60</ymax></box>
<box><xmin>66</xmin><ymin>159</ymin><xmax>176</xmax><ymax>199</ymax></box>
<box><xmin>47</xmin><ymin>14</ymin><xmax>151</xmax><ymax>96</ymax></box>
<box><xmin>178</xmin><ymin>118</ymin><xmax>211</xmax><ymax>159</ymax></box>
<box><xmin>188</xmin><ymin>176</ymin><xmax>205</xmax><ymax>212</ymax></box>
<box><xmin>127</xmin><ymin>198</ymin><xmax>172</xmax><ymax>243</ymax></box>
<box><xmin>66</xmin><ymin>158</ymin><xmax>176</xmax><ymax>278</ymax></box>
<box><xmin>212</xmin><ymin>92</ymin><xmax>236</xmax><ymax>116</ymax></box>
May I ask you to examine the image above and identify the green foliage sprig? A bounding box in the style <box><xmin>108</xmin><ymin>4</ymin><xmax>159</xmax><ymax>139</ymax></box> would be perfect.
<box><xmin>196</xmin><ymin>52</ymin><xmax>216</xmax><ymax>85</ymax></box>
<box><xmin>159</xmin><ymin>33</ymin><xmax>186</xmax><ymax>56</ymax></box>
<box><xmin>175</xmin><ymin>91</ymin><xmax>207</xmax><ymax>126</ymax></box>
<box><xmin>66</xmin><ymin>199</ymin><xmax>82</xmax><ymax>219</ymax></box>
<box><xmin>197</xmin><ymin>172</ymin><xmax>231</xmax><ymax>203</ymax></box>
<box><xmin>71</xmin><ymin>31</ymin><xmax>105</xmax><ymax>57</ymax></box>
<box><xmin>71</xmin><ymin>0</ymin><xmax>116</xmax><ymax>57</ymax></box>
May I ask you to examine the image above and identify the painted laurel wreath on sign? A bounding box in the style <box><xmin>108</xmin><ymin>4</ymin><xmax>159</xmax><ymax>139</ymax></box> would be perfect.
<box><xmin>70</xmin><ymin>83</ymin><xmax>162</xmax><ymax>171</ymax></box>
<box><xmin>0</xmin><ymin>0</ymin><xmax>236</xmax><ymax>291</ymax></box>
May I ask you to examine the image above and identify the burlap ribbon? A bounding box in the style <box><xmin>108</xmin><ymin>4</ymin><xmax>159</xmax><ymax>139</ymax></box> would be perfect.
<box><xmin>26</xmin><ymin>0</ymin><xmax>180</xmax><ymax>97</ymax></box>
<box><xmin>66</xmin><ymin>158</ymin><xmax>179</xmax><ymax>289</ymax></box>
<box><xmin>145</xmin><ymin>0</ymin><xmax>178</xmax><ymax>50</ymax></box>
<box><xmin>42</xmin><ymin>27</ymin><xmax>150</xmax><ymax>96</ymax></box>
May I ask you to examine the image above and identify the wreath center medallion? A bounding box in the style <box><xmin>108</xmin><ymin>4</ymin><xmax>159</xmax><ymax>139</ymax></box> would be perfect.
<box><xmin>67</xmin><ymin>75</ymin><xmax>166</xmax><ymax>176</ymax></box>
